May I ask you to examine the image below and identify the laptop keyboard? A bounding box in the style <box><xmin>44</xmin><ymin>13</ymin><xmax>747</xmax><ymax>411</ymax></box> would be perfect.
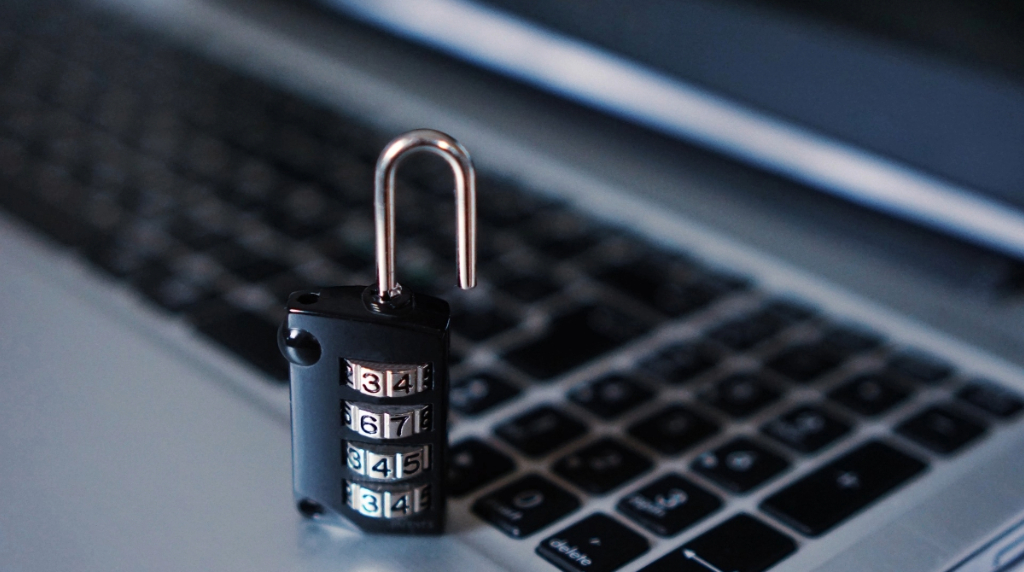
<box><xmin>2</xmin><ymin>2</ymin><xmax>1024</xmax><ymax>571</ymax></box>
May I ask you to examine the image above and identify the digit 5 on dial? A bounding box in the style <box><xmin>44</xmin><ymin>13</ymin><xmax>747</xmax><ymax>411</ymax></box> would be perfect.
<box><xmin>346</xmin><ymin>442</ymin><xmax>432</xmax><ymax>481</ymax></box>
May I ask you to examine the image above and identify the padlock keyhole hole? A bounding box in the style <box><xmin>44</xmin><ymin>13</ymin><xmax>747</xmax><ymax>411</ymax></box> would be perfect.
<box><xmin>296</xmin><ymin>293</ymin><xmax>319</xmax><ymax>305</ymax></box>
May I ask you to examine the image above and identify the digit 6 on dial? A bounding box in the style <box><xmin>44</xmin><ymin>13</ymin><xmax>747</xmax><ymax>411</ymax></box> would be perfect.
<box><xmin>344</xmin><ymin>402</ymin><xmax>431</xmax><ymax>440</ymax></box>
<box><xmin>360</xmin><ymin>413</ymin><xmax>379</xmax><ymax>436</ymax></box>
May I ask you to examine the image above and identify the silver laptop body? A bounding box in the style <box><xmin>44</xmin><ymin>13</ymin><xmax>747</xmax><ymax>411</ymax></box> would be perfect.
<box><xmin>2</xmin><ymin>0</ymin><xmax>1023</xmax><ymax>571</ymax></box>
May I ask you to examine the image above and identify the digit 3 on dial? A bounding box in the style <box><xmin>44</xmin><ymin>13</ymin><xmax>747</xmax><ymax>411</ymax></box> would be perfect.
<box><xmin>346</xmin><ymin>359</ymin><xmax>431</xmax><ymax>397</ymax></box>
<box><xmin>346</xmin><ymin>442</ymin><xmax>431</xmax><ymax>481</ymax></box>
<box><xmin>346</xmin><ymin>481</ymin><xmax>431</xmax><ymax>519</ymax></box>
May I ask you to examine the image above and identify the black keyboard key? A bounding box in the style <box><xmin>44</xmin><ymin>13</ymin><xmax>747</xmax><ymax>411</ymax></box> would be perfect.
<box><xmin>708</xmin><ymin>310</ymin><xmax>791</xmax><ymax>351</ymax></box>
<box><xmin>617</xmin><ymin>474</ymin><xmax>722</xmax><ymax>537</ymax></box>
<box><xmin>699</xmin><ymin>373</ymin><xmax>781</xmax><ymax>418</ymax></box>
<box><xmin>692</xmin><ymin>437</ymin><xmax>789</xmax><ymax>494</ymax></box>
<box><xmin>553</xmin><ymin>438</ymin><xmax>653</xmax><ymax>495</ymax></box>
<box><xmin>231</xmin><ymin>255</ymin><xmax>292</xmax><ymax>285</ymax></box>
<box><xmin>761</xmin><ymin>405</ymin><xmax>851</xmax><ymax>454</ymax></box>
<box><xmin>639</xmin><ymin>342</ymin><xmax>720</xmax><ymax>385</ymax></box>
<box><xmin>708</xmin><ymin>314</ymin><xmax>777</xmax><ymax>352</ymax></box>
<box><xmin>398</xmin><ymin>207</ymin><xmax>448</xmax><ymax>245</ymax></box>
<box><xmin>493</xmin><ymin>267</ymin><xmax>561</xmax><ymax>302</ymax></box>
<box><xmin>451</xmin><ymin>304</ymin><xmax>517</xmax><ymax>341</ymax></box>
<box><xmin>391</xmin><ymin>258</ymin><xmax>443</xmax><ymax>296</ymax></box>
<box><xmin>476</xmin><ymin>179</ymin><xmax>548</xmax><ymax>228</ymax></box>
<box><xmin>403</xmin><ymin>207</ymin><xmax>448</xmax><ymax>241</ymax></box>
<box><xmin>693</xmin><ymin>270</ymin><xmax>751</xmax><ymax>300</ymax></box>
<box><xmin>761</xmin><ymin>440</ymin><xmax>927</xmax><ymax>536</ymax></box>
<box><xmin>450</xmin><ymin>372</ymin><xmax>521</xmax><ymax>416</ymax></box>
<box><xmin>503</xmin><ymin>304</ymin><xmax>650</xmax><ymax>380</ymax></box>
<box><xmin>524</xmin><ymin>210</ymin><xmax>602</xmax><ymax>259</ymax></box>
<box><xmin>596</xmin><ymin>261</ymin><xmax>735</xmax><ymax>317</ymax></box>
<box><xmin>473</xmin><ymin>474</ymin><xmax>580</xmax><ymax>538</ymax></box>
<box><xmin>179</xmin><ymin>132</ymin><xmax>237</xmax><ymax>182</ymax></box>
<box><xmin>193</xmin><ymin>308</ymin><xmax>288</xmax><ymax>381</ymax></box>
<box><xmin>448</xmin><ymin>438</ymin><xmax>516</xmax><ymax>497</ymax></box>
<box><xmin>313</xmin><ymin>236</ymin><xmax>373</xmax><ymax>272</ymax></box>
<box><xmin>536</xmin><ymin>513</ymin><xmax>649</xmax><ymax>572</ymax></box>
<box><xmin>627</xmin><ymin>404</ymin><xmax>719</xmax><ymax>456</ymax></box>
<box><xmin>568</xmin><ymin>374</ymin><xmax>655</xmax><ymax>419</ymax></box>
<box><xmin>886</xmin><ymin>351</ymin><xmax>954</xmax><ymax>384</ymax></box>
<box><xmin>449</xmin><ymin>343</ymin><xmax>467</xmax><ymax>366</ymax></box>
<box><xmin>896</xmin><ymin>405</ymin><xmax>987</xmax><ymax>454</ymax></box>
<box><xmin>86</xmin><ymin>231</ymin><xmax>167</xmax><ymax>278</ymax></box>
<box><xmin>208</xmin><ymin>242</ymin><xmax>290</xmax><ymax>282</ymax></box>
<box><xmin>167</xmin><ymin>214</ymin><xmax>231</xmax><ymax>250</ymax></box>
<box><xmin>133</xmin><ymin>263</ymin><xmax>214</xmax><ymax>313</ymax></box>
<box><xmin>391</xmin><ymin>150</ymin><xmax>450</xmax><ymax>194</ymax></box>
<box><xmin>640</xmin><ymin>514</ymin><xmax>796</xmax><ymax>572</ymax></box>
<box><xmin>264</xmin><ymin>210</ymin><xmax>336</xmax><ymax>241</ymax></box>
<box><xmin>475</xmin><ymin>228</ymin><xmax>520</xmax><ymax>266</ymax></box>
<box><xmin>828</xmin><ymin>373</ymin><xmax>912</xmax><ymax>416</ymax></box>
<box><xmin>267</xmin><ymin>187</ymin><xmax>339</xmax><ymax>237</ymax></box>
<box><xmin>764</xmin><ymin>299</ymin><xmax>816</xmax><ymax>322</ymax></box>
<box><xmin>821</xmin><ymin>325</ymin><xmax>883</xmax><ymax>354</ymax></box>
<box><xmin>766</xmin><ymin>342</ymin><xmax>845</xmax><ymax>383</ymax></box>
<box><xmin>957</xmin><ymin>380</ymin><xmax>1024</xmax><ymax>419</ymax></box>
<box><xmin>495</xmin><ymin>405</ymin><xmax>588</xmax><ymax>457</ymax></box>
<box><xmin>0</xmin><ymin>188</ymin><xmax>94</xmax><ymax>247</ymax></box>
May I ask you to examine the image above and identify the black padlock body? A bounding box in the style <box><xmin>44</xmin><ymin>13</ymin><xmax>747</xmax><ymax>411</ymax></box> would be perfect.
<box><xmin>281</xmin><ymin>285</ymin><xmax>450</xmax><ymax>535</ymax></box>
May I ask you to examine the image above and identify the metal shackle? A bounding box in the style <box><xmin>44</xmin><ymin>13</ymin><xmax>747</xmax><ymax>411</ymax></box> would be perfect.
<box><xmin>373</xmin><ymin>129</ymin><xmax>477</xmax><ymax>302</ymax></box>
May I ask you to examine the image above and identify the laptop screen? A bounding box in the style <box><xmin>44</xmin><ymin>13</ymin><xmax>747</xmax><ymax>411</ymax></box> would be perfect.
<box><xmin>478</xmin><ymin>0</ymin><xmax>1024</xmax><ymax>82</ymax></box>
<box><xmin>474</xmin><ymin>0</ymin><xmax>1024</xmax><ymax>207</ymax></box>
<box><xmin>726</xmin><ymin>0</ymin><xmax>1024</xmax><ymax>82</ymax></box>
<box><xmin>320</xmin><ymin>0</ymin><xmax>1024</xmax><ymax>260</ymax></box>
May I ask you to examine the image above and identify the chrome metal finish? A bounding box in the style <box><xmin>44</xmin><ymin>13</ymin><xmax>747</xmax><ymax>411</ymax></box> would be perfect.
<box><xmin>343</xmin><ymin>401</ymin><xmax>432</xmax><ymax>440</ymax></box>
<box><xmin>345</xmin><ymin>442</ymin><xmax>432</xmax><ymax>481</ymax></box>
<box><xmin>345</xmin><ymin>359</ymin><xmax>431</xmax><ymax>397</ymax></box>
<box><xmin>374</xmin><ymin>129</ymin><xmax>476</xmax><ymax>301</ymax></box>
<box><xmin>345</xmin><ymin>481</ymin><xmax>431</xmax><ymax>518</ymax></box>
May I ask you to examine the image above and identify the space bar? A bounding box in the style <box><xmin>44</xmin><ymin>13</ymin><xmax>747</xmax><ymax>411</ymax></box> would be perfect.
<box><xmin>759</xmin><ymin>440</ymin><xmax>927</xmax><ymax>537</ymax></box>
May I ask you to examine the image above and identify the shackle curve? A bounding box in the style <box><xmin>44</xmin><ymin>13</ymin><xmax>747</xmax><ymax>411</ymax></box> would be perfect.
<box><xmin>373</xmin><ymin>129</ymin><xmax>477</xmax><ymax>303</ymax></box>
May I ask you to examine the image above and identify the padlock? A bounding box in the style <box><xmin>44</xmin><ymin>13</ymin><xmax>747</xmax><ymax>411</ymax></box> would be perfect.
<box><xmin>278</xmin><ymin>129</ymin><xmax>475</xmax><ymax>534</ymax></box>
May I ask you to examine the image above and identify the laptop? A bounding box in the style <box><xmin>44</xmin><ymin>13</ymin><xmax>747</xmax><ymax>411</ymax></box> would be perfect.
<box><xmin>2</xmin><ymin>0</ymin><xmax>1023</xmax><ymax>570</ymax></box>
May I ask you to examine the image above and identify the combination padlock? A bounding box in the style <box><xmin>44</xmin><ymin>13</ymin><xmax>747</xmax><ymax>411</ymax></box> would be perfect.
<box><xmin>278</xmin><ymin>129</ymin><xmax>476</xmax><ymax>534</ymax></box>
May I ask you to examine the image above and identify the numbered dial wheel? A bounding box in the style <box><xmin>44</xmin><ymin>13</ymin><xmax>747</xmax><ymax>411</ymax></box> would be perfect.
<box><xmin>346</xmin><ymin>359</ymin><xmax>431</xmax><ymax>398</ymax></box>
<box><xmin>346</xmin><ymin>481</ymin><xmax>431</xmax><ymax>519</ymax></box>
<box><xmin>346</xmin><ymin>442</ymin><xmax>432</xmax><ymax>481</ymax></box>
<box><xmin>344</xmin><ymin>402</ymin><xmax>432</xmax><ymax>440</ymax></box>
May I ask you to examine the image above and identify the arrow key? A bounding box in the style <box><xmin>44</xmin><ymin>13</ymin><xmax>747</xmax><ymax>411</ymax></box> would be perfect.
<box><xmin>640</xmin><ymin>514</ymin><xmax>795</xmax><ymax>572</ymax></box>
